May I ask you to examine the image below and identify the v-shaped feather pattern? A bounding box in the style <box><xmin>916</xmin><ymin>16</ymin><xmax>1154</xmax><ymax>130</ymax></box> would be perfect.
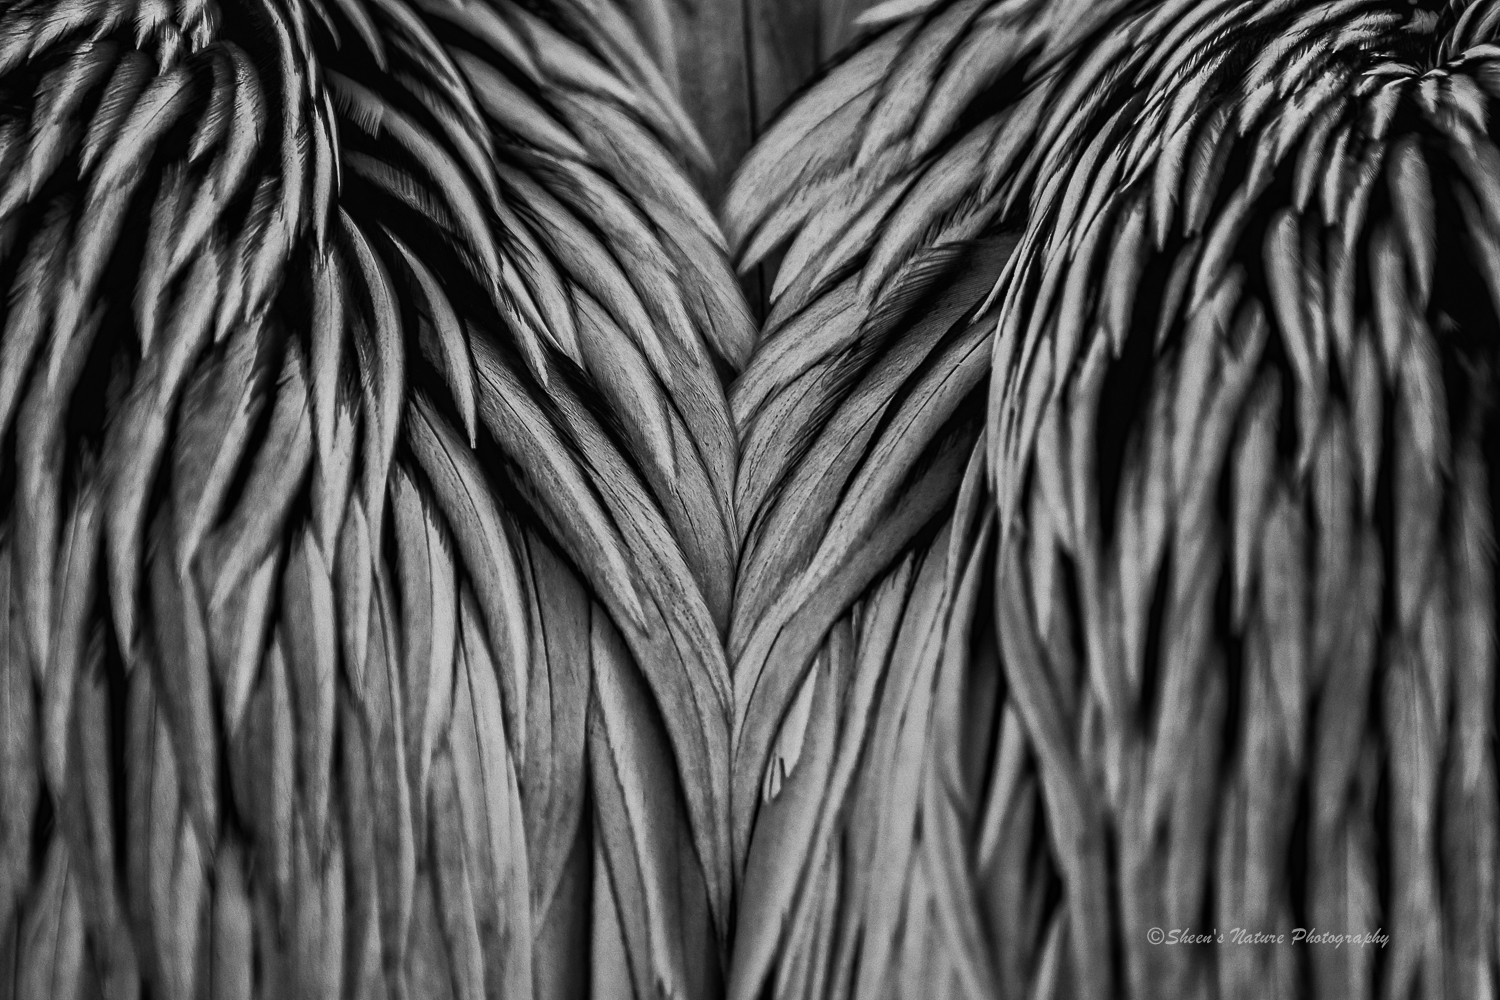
<box><xmin>10</xmin><ymin>2</ymin><xmax>1500</xmax><ymax>999</ymax></box>
<box><xmin>0</xmin><ymin>1</ymin><xmax>748</xmax><ymax>998</ymax></box>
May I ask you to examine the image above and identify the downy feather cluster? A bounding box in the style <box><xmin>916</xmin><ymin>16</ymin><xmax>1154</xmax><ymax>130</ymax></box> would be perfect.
<box><xmin>0</xmin><ymin>1</ymin><xmax>751</xmax><ymax>998</ymax></box>
<box><xmin>726</xmin><ymin>1</ymin><xmax>1500</xmax><ymax>999</ymax></box>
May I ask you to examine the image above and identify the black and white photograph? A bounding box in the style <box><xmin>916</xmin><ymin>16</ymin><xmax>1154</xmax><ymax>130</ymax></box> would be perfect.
<box><xmin>0</xmin><ymin>0</ymin><xmax>1494</xmax><ymax>997</ymax></box>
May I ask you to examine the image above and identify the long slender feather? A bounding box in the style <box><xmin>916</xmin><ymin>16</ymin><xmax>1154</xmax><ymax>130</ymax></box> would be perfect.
<box><xmin>407</xmin><ymin>398</ymin><xmax>531</xmax><ymax>742</ymax></box>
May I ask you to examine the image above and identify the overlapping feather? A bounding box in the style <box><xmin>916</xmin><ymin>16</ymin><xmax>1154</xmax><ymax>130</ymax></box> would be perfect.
<box><xmin>726</xmin><ymin>3</ymin><xmax>1500</xmax><ymax>999</ymax></box>
<box><xmin>0</xmin><ymin>1</ymin><xmax>746</xmax><ymax>998</ymax></box>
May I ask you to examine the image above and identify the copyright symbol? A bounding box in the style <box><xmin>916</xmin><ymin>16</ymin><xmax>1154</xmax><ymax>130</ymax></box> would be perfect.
<box><xmin>1147</xmin><ymin>927</ymin><xmax>1166</xmax><ymax>945</ymax></box>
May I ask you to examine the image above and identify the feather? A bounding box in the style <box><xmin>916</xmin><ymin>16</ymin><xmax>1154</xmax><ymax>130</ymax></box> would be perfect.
<box><xmin>1293</xmin><ymin>94</ymin><xmax>1344</xmax><ymax>213</ymax></box>
<box><xmin>744</xmin><ymin>90</ymin><xmax>884</xmax><ymax>261</ymax></box>
<box><xmin>135</xmin><ymin>163</ymin><xmax>191</xmax><ymax>354</ymax></box>
<box><xmin>1191</xmin><ymin>186</ymin><xmax>1252</xmax><ymax>312</ymax></box>
<box><xmin>214</xmin><ymin>180</ymin><xmax>269</xmax><ymax>342</ymax></box>
<box><xmin>733</xmin><ymin>426</ymin><xmax>977</xmax><ymax>877</ymax></box>
<box><xmin>211</xmin><ymin>841</ymin><xmax>253</xmax><ymax>1000</ymax></box>
<box><xmin>338</xmin><ymin>212</ymin><xmax>403</xmax><ymax>540</ymax></box>
<box><xmin>18</xmin><ymin>841</ymin><xmax>84</xmax><ymax>1000</ymax></box>
<box><xmin>173</xmin><ymin>44</ymin><xmax>262</xmax><ymax>277</ymax></box>
<box><xmin>428</xmin><ymin>748</ymin><xmax>486</xmax><ymax>1000</ymax></box>
<box><xmin>329</xmin><ymin>0</ymin><xmax>386</xmax><ymax>67</ymax></box>
<box><xmin>794</xmin><ymin>176</ymin><xmax>918</xmax><ymax>312</ymax></box>
<box><xmin>307</xmin><ymin>380</ymin><xmax>356</xmax><ymax>554</ymax></box>
<box><xmin>214</xmin><ymin>551</ymin><xmax>277</xmax><ymax>742</ymax></box>
<box><xmin>1345</xmin><ymin>327</ymin><xmax>1381</xmax><ymax>518</ymax></box>
<box><xmin>450</xmin><ymin>587</ymin><xmax>532</xmax><ymax>1000</ymax></box>
<box><xmin>54</xmin><ymin>65</ymin><xmax>194</xmax><ymax>388</ymax></box>
<box><xmin>916</xmin><ymin>15</ymin><xmax>1026</xmax><ymax>155</ymax></box>
<box><xmin>519</xmin><ymin>405</ymin><xmax>732</xmax><ymax>926</ymax></box>
<box><xmin>1369</xmin><ymin>222</ymin><xmax>1411</xmax><ymax>378</ymax></box>
<box><xmin>495</xmin><ymin>161</ymin><xmax>672</xmax><ymax>378</ymax></box>
<box><xmin>0</xmin><ymin>197</ymin><xmax>72</xmax><ymax>454</ymax></box>
<box><xmin>148</xmin><ymin>522</ymin><xmax>219</xmax><ymax>848</ymax></box>
<box><xmin>588</xmin><ymin>611</ymin><xmax>693</xmax><ymax>1000</ymax></box>
<box><xmin>308</xmin><ymin>245</ymin><xmax>346</xmax><ymax>467</ymax></box>
<box><xmin>337</xmin><ymin>499</ymin><xmax>373</xmax><ymax>701</ymax></box>
<box><xmin>3</xmin><ymin>1</ymin><xmax>113</xmax><ymax>71</ymax></box>
<box><xmin>206</xmin><ymin>344</ymin><xmax>313</xmax><ymax>612</ymax></box>
<box><xmin>730</xmin><ymin>642</ymin><xmax>838</xmax><ymax>1000</ymax></box>
<box><xmin>571</xmin><ymin>0</ymin><xmax>708</xmax><ymax>169</ymax></box>
<box><xmin>0</xmin><ymin>41</ymin><xmax>114</xmax><ymax>221</ymax></box>
<box><xmin>60</xmin><ymin>631</ymin><xmax>140</xmax><ymax>1000</ymax></box>
<box><xmin>725</xmin><ymin>23</ymin><xmax>916</xmax><ymax>241</ymax></box>
<box><xmin>1442</xmin><ymin>438</ymin><xmax>1499</xmax><ymax>999</ymax></box>
<box><xmin>1397</xmin><ymin>322</ymin><xmax>1449</xmax><ymax>484</ymax></box>
<box><xmin>1231</xmin><ymin>377</ymin><xmax>1280</xmax><ymax>629</ymax></box>
<box><xmin>846</xmin><ymin>526</ymin><xmax>952</xmax><ymax>1000</ymax></box>
<box><xmin>547</xmin><ymin>154</ymin><xmax>702</xmax><ymax>353</ymax></box>
<box><xmin>1101</xmin><ymin>198</ymin><xmax>1150</xmax><ymax>354</ymax></box>
<box><xmin>0</xmin><ymin>535</ymin><xmax>37</xmax><ymax>927</ymax></box>
<box><xmin>420</xmin><ymin>0</ymin><xmax>539</xmax><ymax>81</ymax></box>
<box><xmin>731</xmin><ymin>277</ymin><xmax>858</xmax><ymax>427</ymax></box>
<box><xmin>281</xmin><ymin>529</ymin><xmax>338</xmax><ymax>854</ymax></box>
<box><xmin>1181</xmin><ymin>103</ymin><xmax>1235</xmax><ymax>238</ymax></box>
<box><xmin>856</xmin><ymin>0</ymin><xmax>940</xmax><ymax>26</ymax></box>
<box><xmin>308</xmin><ymin>812</ymin><xmax>347</xmax><ymax>1000</ymax></box>
<box><xmin>16</xmin><ymin>305</ymin><xmax>98</xmax><ymax>677</ymax></box>
<box><xmin>327</xmin><ymin>72</ymin><xmax>545</xmax><ymax>376</ymax></box>
<box><xmin>454</xmin><ymin>51</ymin><xmax>585</xmax><ymax>159</ymax></box>
<box><xmin>861</xmin><ymin>124</ymin><xmax>993</xmax><ymax>296</ymax></box>
<box><xmin>1151</xmin><ymin>105</ymin><xmax>1200</xmax><ymax>248</ymax></box>
<box><xmin>189</xmin><ymin>52</ymin><xmax>233</xmax><ymax>163</ymax></box>
<box><xmin>511</xmin><ymin>6</ymin><xmax>646</xmax><ymax>111</ymax></box>
<box><xmin>406</xmin><ymin>399</ymin><xmax>531</xmax><ymax>725</ymax></box>
<box><xmin>1260</xmin><ymin>488</ymin><xmax>1310</xmax><ymax>767</ymax></box>
<box><xmin>370</xmin><ymin>0</ymin><xmax>484</xmax><ymax>115</ymax></box>
<box><xmin>310</xmin><ymin>100</ymin><xmax>337</xmax><ymax>250</ymax></box>
<box><xmin>980</xmin><ymin>76</ymin><xmax>1055</xmax><ymax>203</ymax></box>
<box><xmin>1263</xmin><ymin>207</ymin><xmax>1323</xmax><ymax>464</ymax></box>
<box><xmin>395</xmin><ymin>75</ymin><xmax>500</xmax><ymax>221</ymax></box>
<box><xmin>364</xmin><ymin>562</ymin><xmax>416</xmax><ymax>986</ymax></box>
<box><xmin>468</xmin><ymin>337</ymin><xmax>645</xmax><ymax>640</ymax></box>
<box><xmin>522</xmin><ymin>535</ymin><xmax>592</xmax><ymax>919</ymax></box>
<box><xmin>391</xmin><ymin>468</ymin><xmax>457</xmax><ymax>856</ymax></box>
<box><xmin>106</xmin><ymin>234</ymin><xmax>222</xmax><ymax>657</ymax></box>
<box><xmin>81</xmin><ymin>48</ymin><xmax>153</xmax><ymax>176</ymax></box>
<box><xmin>175</xmin><ymin>323</ymin><xmax>270</xmax><ymax>661</ymax></box>
<box><xmin>338</xmin><ymin>699</ymin><xmax>385</xmax><ymax>1000</ymax></box>
<box><xmin>387</xmin><ymin>232</ymin><xmax>477</xmax><ymax>446</ymax></box>
<box><xmin>1386</xmin><ymin>134</ymin><xmax>1436</xmax><ymax>307</ymax></box>
<box><xmin>40</xmin><ymin>462</ymin><xmax>103</xmax><ymax>798</ymax></box>
<box><xmin>128</xmin><ymin>662</ymin><xmax>186</xmax><ymax>991</ymax></box>
<box><xmin>345</xmin><ymin>152</ymin><xmax>459</xmax><ymax>237</ymax></box>
<box><xmin>735</xmin><ymin>238</ymin><xmax>1009</xmax><ymax>642</ymax></box>
<box><xmin>554</xmin><ymin>90</ymin><xmax>723</xmax><ymax>250</ymax></box>
<box><xmin>495</xmin><ymin>202</ymin><xmax>583</xmax><ymax>363</ymax></box>
<box><xmin>858</xmin><ymin>0</ymin><xmax>986</xmax><ymax>166</ymax></box>
<box><xmin>573</xmin><ymin>290</ymin><xmax>677</xmax><ymax>487</ymax></box>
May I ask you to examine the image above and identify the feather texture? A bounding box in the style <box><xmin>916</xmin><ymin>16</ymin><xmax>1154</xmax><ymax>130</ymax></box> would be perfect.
<box><xmin>725</xmin><ymin>2</ymin><xmax>1500</xmax><ymax>998</ymax></box>
<box><xmin>0</xmin><ymin>2</ymin><xmax>744</xmax><ymax>999</ymax></box>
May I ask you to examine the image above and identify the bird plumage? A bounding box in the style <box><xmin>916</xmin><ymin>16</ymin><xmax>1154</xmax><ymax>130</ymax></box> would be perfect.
<box><xmin>0</xmin><ymin>1</ymin><xmax>750</xmax><ymax>998</ymax></box>
<box><xmin>727</xmin><ymin>2</ymin><xmax>1500</xmax><ymax>999</ymax></box>
<box><xmin>8</xmin><ymin>1</ymin><xmax>1500</xmax><ymax>999</ymax></box>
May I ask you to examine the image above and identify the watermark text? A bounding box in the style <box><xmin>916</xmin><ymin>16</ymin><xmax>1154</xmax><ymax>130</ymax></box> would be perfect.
<box><xmin>1145</xmin><ymin>927</ymin><xmax>1389</xmax><ymax>949</ymax></box>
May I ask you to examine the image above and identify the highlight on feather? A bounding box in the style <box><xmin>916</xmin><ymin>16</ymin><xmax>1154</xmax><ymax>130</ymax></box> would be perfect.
<box><xmin>724</xmin><ymin>2</ymin><xmax>1500</xmax><ymax>999</ymax></box>
<box><xmin>0</xmin><ymin>0</ymin><xmax>745</xmax><ymax>997</ymax></box>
